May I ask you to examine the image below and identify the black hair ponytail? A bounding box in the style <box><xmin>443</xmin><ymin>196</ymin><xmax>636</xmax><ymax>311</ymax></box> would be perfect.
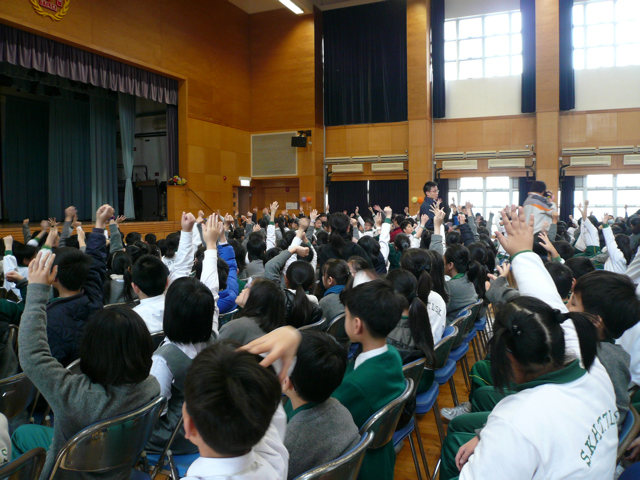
<box><xmin>614</xmin><ymin>233</ymin><xmax>633</xmax><ymax>265</ymax></box>
<box><xmin>285</xmin><ymin>261</ymin><xmax>317</xmax><ymax>328</ymax></box>
<box><xmin>489</xmin><ymin>296</ymin><xmax>598</xmax><ymax>392</ymax></box>
<box><xmin>329</xmin><ymin>213</ymin><xmax>349</xmax><ymax>256</ymax></box>
<box><xmin>466</xmin><ymin>260</ymin><xmax>489</xmax><ymax>299</ymax></box>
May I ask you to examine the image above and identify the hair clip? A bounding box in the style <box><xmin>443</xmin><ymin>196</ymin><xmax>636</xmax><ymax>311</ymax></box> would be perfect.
<box><xmin>511</xmin><ymin>324</ymin><xmax>521</xmax><ymax>336</ymax></box>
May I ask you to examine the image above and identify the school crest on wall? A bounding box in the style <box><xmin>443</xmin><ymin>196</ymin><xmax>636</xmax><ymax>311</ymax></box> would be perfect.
<box><xmin>31</xmin><ymin>0</ymin><xmax>70</xmax><ymax>21</ymax></box>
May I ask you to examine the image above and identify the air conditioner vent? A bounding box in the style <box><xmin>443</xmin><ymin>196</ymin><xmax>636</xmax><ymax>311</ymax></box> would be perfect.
<box><xmin>569</xmin><ymin>156</ymin><xmax>611</xmax><ymax>167</ymax></box>
<box><xmin>331</xmin><ymin>164</ymin><xmax>364</xmax><ymax>173</ymax></box>
<box><xmin>351</xmin><ymin>156</ymin><xmax>379</xmax><ymax>163</ymax></box>
<box><xmin>488</xmin><ymin>158</ymin><xmax>526</xmax><ymax>169</ymax></box>
<box><xmin>466</xmin><ymin>151</ymin><xmax>497</xmax><ymax>159</ymax></box>
<box><xmin>434</xmin><ymin>152</ymin><xmax>465</xmax><ymax>161</ymax></box>
<box><xmin>598</xmin><ymin>146</ymin><xmax>636</xmax><ymax>155</ymax></box>
<box><xmin>498</xmin><ymin>149</ymin><xmax>533</xmax><ymax>158</ymax></box>
<box><xmin>624</xmin><ymin>154</ymin><xmax>640</xmax><ymax>165</ymax></box>
<box><xmin>442</xmin><ymin>160</ymin><xmax>478</xmax><ymax>171</ymax></box>
<box><xmin>325</xmin><ymin>157</ymin><xmax>351</xmax><ymax>164</ymax></box>
<box><xmin>371</xmin><ymin>163</ymin><xmax>404</xmax><ymax>172</ymax></box>
<box><xmin>379</xmin><ymin>154</ymin><xmax>408</xmax><ymax>162</ymax></box>
<box><xmin>561</xmin><ymin>147</ymin><xmax>597</xmax><ymax>156</ymax></box>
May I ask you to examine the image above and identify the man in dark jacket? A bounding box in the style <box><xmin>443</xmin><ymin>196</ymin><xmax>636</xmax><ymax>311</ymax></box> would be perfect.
<box><xmin>419</xmin><ymin>181</ymin><xmax>441</xmax><ymax>231</ymax></box>
<box><xmin>46</xmin><ymin>205</ymin><xmax>111</xmax><ymax>366</ymax></box>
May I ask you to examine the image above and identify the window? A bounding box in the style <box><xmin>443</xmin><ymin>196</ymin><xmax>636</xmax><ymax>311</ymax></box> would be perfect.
<box><xmin>573</xmin><ymin>174</ymin><xmax>640</xmax><ymax>218</ymax></box>
<box><xmin>573</xmin><ymin>0</ymin><xmax>640</xmax><ymax>70</ymax></box>
<box><xmin>445</xmin><ymin>11</ymin><xmax>523</xmax><ymax>80</ymax></box>
<box><xmin>449</xmin><ymin>177</ymin><xmax>519</xmax><ymax>232</ymax></box>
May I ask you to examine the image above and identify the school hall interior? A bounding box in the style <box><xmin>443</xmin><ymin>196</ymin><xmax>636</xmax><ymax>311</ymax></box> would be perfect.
<box><xmin>1</xmin><ymin>0</ymin><xmax>640</xmax><ymax>478</ymax></box>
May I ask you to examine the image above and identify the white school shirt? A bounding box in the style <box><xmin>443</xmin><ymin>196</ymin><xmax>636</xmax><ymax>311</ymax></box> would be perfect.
<box><xmin>602</xmin><ymin>225</ymin><xmax>627</xmax><ymax>274</ymax></box>
<box><xmin>427</xmin><ymin>291</ymin><xmax>446</xmax><ymax>344</ymax></box>
<box><xmin>618</xmin><ymin>255</ymin><xmax>640</xmax><ymax>386</ymax></box>
<box><xmin>2</xmin><ymin>254</ymin><xmax>28</xmax><ymax>300</ymax></box>
<box><xmin>182</xmin><ymin>405</ymin><xmax>289</xmax><ymax>480</ymax></box>
<box><xmin>460</xmin><ymin>358</ymin><xmax>618</xmax><ymax>480</ymax></box>
<box><xmin>134</xmin><ymin>294</ymin><xmax>165</xmax><ymax>333</ymax></box>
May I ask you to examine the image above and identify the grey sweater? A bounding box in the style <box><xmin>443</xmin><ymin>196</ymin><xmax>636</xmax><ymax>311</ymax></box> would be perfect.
<box><xmin>285</xmin><ymin>398</ymin><xmax>359</xmax><ymax>480</ymax></box>
<box><xmin>318</xmin><ymin>293</ymin><xmax>345</xmax><ymax>326</ymax></box>
<box><xmin>597</xmin><ymin>341</ymin><xmax>631</xmax><ymax>427</ymax></box>
<box><xmin>217</xmin><ymin>316</ymin><xmax>268</xmax><ymax>345</ymax></box>
<box><xmin>19</xmin><ymin>284</ymin><xmax>160</xmax><ymax>480</ymax></box>
<box><xmin>446</xmin><ymin>275</ymin><xmax>478</xmax><ymax>325</ymax></box>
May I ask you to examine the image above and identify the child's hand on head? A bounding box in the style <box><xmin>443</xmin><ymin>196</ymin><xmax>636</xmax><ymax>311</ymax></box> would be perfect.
<box><xmin>241</xmin><ymin>326</ymin><xmax>301</xmax><ymax>382</ymax></box>
<box><xmin>28</xmin><ymin>250</ymin><xmax>57</xmax><ymax>286</ymax></box>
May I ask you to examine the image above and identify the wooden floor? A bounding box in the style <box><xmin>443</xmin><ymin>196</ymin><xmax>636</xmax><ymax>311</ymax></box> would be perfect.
<box><xmin>394</xmin><ymin>348</ymin><xmax>478</xmax><ymax>480</ymax></box>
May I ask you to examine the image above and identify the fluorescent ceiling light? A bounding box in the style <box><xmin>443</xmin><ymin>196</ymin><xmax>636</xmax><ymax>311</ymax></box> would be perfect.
<box><xmin>279</xmin><ymin>0</ymin><xmax>304</xmax><ymax>14</ymax></box>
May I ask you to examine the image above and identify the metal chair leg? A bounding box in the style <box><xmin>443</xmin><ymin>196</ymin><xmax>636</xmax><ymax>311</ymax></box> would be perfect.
<box><xmin>460</xmin><ymin>356</ymin><xmax>471</xmax><ymax>391</ymax></box>
<box><xmin>448</xmin><ymin>377</ymin><xmax>459</xmax><ymax>406</ymax></box>
<box><xmin>433</xmin><ymin>398</ymin><xmax>446</xmax><ymax>445</ymax></box>
<box><xmin>413</xmin><ymin>416</ymin><xmax>431</xmax><ymax>480</ymax></box>
<box><xmin>408</xmin><ymin>434</ymin><xmax>423</xmax><ymax>480</ymax></box>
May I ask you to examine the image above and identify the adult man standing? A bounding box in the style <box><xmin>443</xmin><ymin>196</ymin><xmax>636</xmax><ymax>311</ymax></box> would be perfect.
<box><xmin>523</xmin><ymin>180</ymin><xmax>556</xmax><ymax>232</ymax></box>
<box><xmin>419</xmin><ymin>181</ymin><xmax>440</xmax><ymax>231</ymax></box>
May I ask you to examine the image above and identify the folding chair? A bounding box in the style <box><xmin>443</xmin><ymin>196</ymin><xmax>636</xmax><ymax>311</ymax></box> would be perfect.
<box><xmin>46</xmin><ymin>396</ymin><xmax>167</xmax><ymax>480</ymax></box>
<box><xmin>416</xmin><ymin>325</ymin><xmax>457</xmax><ymax>444</ymax></box>
<box><xmin>447</xmin><ymin>310</ymin><xmax>476</xmax><ymax>393</ymax></box>
<box><xmin>150</xmin><ymin>331</ymin><xmax>165</xmax><ymax>351</ymax></box>
<box><xmin>393</xmin><ymin>357</ymin><xmax>431</xmax><ymax>480</ymax></box>
<box><xmin>293</xmin><ymin>431</ymin><xmax>374</xmax><ymax>480</ymax></box>
<box><xmin>299</xmin><ymin>317</ymin><xmax>327</xmax><ymax>331</ymax></box>
<box><xmin>326</xmin><ymin>314</ymin><xmax>350</xmax><ymax>348</ymax></box>
<box><xmin>145</xmin><ymin>416</ymin><xmax>199</xmax><ymax>480</ymax></box>
<box><xmin>0</xmin><ymin>373</ymin><xmax>36</xmax><ymax>420</ymax></box>
<box><xmin>0</xmin><ymin>447</ymin><xmax>46</xmax><ymax>480</ymax></box>
<box><xmin>465</xmin><ymin>300</ymin><xmax>484</xmax><ymax>361</ymax></box>
<box><xmin>218</xmin><ymin>308</ymin><xmax>239</xmax><ymax>328</ymax></box>
<box><xmin>7</xmin><ymin>324</ymin><xmax>19</xmax><ymax>355</ymax></box>
<box><xmin>618</xmin><ymin>405</ymin><xmax>640</xmax><ymax>464</ymax></box>
<box><xmin>359</xmin><ymin>379</ymin><xmax>413</xmax><ymax>450</ymax></box>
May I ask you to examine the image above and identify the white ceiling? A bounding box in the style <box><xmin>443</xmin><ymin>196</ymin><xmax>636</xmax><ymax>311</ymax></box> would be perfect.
<box><xmin>226</xmin><ymin>0</ymin><xmax>386</xmax><ymax>14</ymax></box>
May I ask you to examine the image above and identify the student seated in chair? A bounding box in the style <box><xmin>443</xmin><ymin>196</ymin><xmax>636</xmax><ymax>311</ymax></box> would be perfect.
<box><xmin>181</xmin><ymin>342</ymin><xmax>288</xmax><ymax>480</ymax></box>
<box><xmin>243</xmin><ymin>279</ymin><xmax>406</xmax><ymax>480</ymax></box>
<box><xmin>283</xmin><ymin>330</ymin><xmax>359</xmax><ymax>480</ymax></box>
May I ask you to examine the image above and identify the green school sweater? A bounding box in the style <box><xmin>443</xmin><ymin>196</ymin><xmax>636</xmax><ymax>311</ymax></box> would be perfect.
<box><xmin>332</xmin><ymin>346</ymin><xmax>405</xmax><ymax>480</ymax></box>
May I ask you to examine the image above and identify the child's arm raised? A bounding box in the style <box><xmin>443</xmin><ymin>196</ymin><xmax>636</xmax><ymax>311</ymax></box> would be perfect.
<box><xmin>168</xmin><ymin>212</ymin><xmax>196</xmax><ymax>284</ymax></box>
<box><xmin>201</xmin><ymin>215</ymin><xmax>222</xmax><ymax>331</ymax></box>
<box><xmin>83</xmin><ymin>205</ymin><xmax>111</xmax><ymax>307</ymax></box>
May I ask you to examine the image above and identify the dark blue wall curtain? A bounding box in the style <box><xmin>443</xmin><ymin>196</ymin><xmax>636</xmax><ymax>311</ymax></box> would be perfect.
<box><xmin>369</xmin><ymin>179</ymin><xmax>409</xmax><ymax>215</ymax></box>
<box><xmin>431</xmin><ymin>0</ymin><xmax>446</xmax><ymax>119</ymax></box>
<box><xmin>438</xmin><ymin>178</ymin><xmax>450</xmax><ymax>220</ymax></box>
<box><xmin>518</xmin><ymin>177</ymin><xmax>532</xmax><ymax>207</ymax></box>
<box><xmin>167</xmin><ymin>104</ymin><xmax>179</xmax><ymax>177</ymax></box>
<box><xmin>2</xmin><ymin>97</ymin><xmax>49</xmax><ymax>221</ymax></box>
<box><xmin>328</xmin><ymin>181</ymin><xmax>368</xmax><ymax>214</ymax></box>
<box><xmin>323</xmin><ymin>0</ymin><xmax>407</xmax><ymax>126</ymax></box>
<box><xmin>559</xmin><ymin>0</ymin><xmax>575</xmax><ymax>110</ymax></box>
<box><xmin>48</xmin><ymin>98</ymin><xmax>91</xmax><ymax>218</ymax></box>
<box><xmin>521</xmin><ymin>0</ymin><xmax>536</xmax><ymax>113</ymax></box>
<box><xmin>560</xmin><ymin>176</ymin><xmax>575</xmax><ymax>224</ymax></box>
<box><xmin>90</xmin><ymin>96</ymin><xmax>118</xmax><ymax>217</ymax></box>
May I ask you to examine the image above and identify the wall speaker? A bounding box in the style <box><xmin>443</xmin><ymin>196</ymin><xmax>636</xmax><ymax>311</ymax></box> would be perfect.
<box><xmin>291</xmin><ymin>136</ymin><xmax>307</xmax><ymax>148</ymax></box>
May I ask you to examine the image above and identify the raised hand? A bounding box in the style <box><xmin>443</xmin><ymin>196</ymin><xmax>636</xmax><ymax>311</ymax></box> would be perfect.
<box><xmin>309</xmin><ymin>209</ymin><xmax>318</xmax><ymax>222</ymax></box>
<box><xmin>3</xmin><ymin>236</ymin><xmax>13</xmax><ymax>251</ymax></box>
<box><xmin>496</xmin><ymin>206</ymin><xmax>534</xmax><ymax>257</ymax></box>
<box><xmin>375</xmin><ymin>212</ymin><xmax>382</xmax><ymax>228</ymax></box>
<box><xmin>116</xmin><ymin>215</ymin><xmax>126</xmax><ymax>225</ymax></box>
<box><xmin>253</xmin><ymin>224</ymin><xmax>261</xmax><ymax>233</ymax></box>
<box><xmin>269</xmin><ymin>201</ymin><xmax>279</xmax><ymax>218</ymax></box>
<box><xmin>383</xmin><ymin>206</ymin><xmax>392</xmax><ymax>218</ymax></box>
<box><xmin>95</xmin><ymin>204</ymin><xmax>115</xmax><ymax>229</ymax></box>
<box><xmin>28</xmin><ymin>250</ymin><xmax>57</xmax><ymax>286</ymax></box>
<box><xmin>465</xmin><ymin>201</ymin><xmax>473</xmax><ymax>214</ymax></box>
<box><xmin>64</xmin><ymin>206</ymin><xmax>77</xmax><ymax>221</ymax></box>
<box><xmin>203</xmin><ymin>214</ymin><xmax>222</xmax><ymax>249</ymax></box>
<box><xmin>433</xmin><ymin>209</ymin><xmax>445</xmax><ymax>230</ymax></box>
<box><xmin>40</xmin><ymin>220</ymin><xmax>49</xmax><ymax>230</ymax></box>
<box><xmin>240</xmin><ymin>326</ymin><xmax>302</xmax><ymax>382</ymax></box>
<box><xmin>458</xmin><ymin>214</ymin><xmax>466</xmax><ymax>225</ymax></box>
<box><xmin>48</xmin><ymin>218</ymin><xmax>58</xmax><ymax>229</ymax></box>
<box><xmin>23</xmin><ymin>219</ymin><xmax>29</xmax><ymax>225</ymax></box>
<box><xmin>373</xmin><ymin>205</ymin><xmax>382</xmax><ymax>212</ymax></box>
<box><xmin>291</xmin><ymin>245</ymin><xmax>310</xmax><ymax>257</ymax></box>
<box><xmin>181</xmin><ymin>211</ymin><xmax>197</xmax><ymax>232</ymax></box>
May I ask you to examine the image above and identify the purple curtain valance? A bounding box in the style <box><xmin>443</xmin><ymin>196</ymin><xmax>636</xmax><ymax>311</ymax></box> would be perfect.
<box><xmin>0</xmin><ymin>24</ymin><xmax>178</xmax><ymax>105</ymax></box>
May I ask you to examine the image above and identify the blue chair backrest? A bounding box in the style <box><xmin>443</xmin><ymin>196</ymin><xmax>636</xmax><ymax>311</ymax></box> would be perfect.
<box><xmin>293</xmin><ymin>431</ymin><xmax>374</xmax><ymax>480</ymax></box>
<box><xmin>431</xmin><ymin>326</ymin><xmax>458</xmax><ymax>370</ymax></box>
<box><xmin>359</xmin><ymin>379</ymin><xmax>413</xmax><ymax>449</ymax></box>
<box><xmin>48</xmin><ymin>396</ymin><xmax>167</xmax><ymax>478</ymax></box>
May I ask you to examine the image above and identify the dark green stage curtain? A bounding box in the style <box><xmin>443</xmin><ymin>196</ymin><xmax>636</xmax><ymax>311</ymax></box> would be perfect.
<box><xmin>560</xmin><ymin>176</ymin><xmax>575</xmax><ymax>224</ymax></box>
<box><xmin>521</xmin><ymin>0</ymin><xmax>536</xmax><ymax>113</ymax></box>
<box><xmin>431</xmin><ymin>0</ymin><xmax>446</xmax><ymax>118</ymax></box>
<box><xmin>369</xmin><ymin>179</ymin><xmax>409</xmax><ymax>215</ymax></box>
<box><xmin>518</xmin><ymin>177</ymin><xmax>532</xmax><ymax>207</ymax></box>
<box><xmin>328</xmin><ymin>181</ymin><xmax>368</xmax><ymax>215</ymax></box>
<box><xmin>323</xmin><ymin>0</ymin><xmax>408</xmax><ymax>126</ymax></box>
<box><xmin>90</xmin><ymin>96</ymin><xmax>118</xmax><ymax>217</ymax></box>
<box><xmin>559</xmin><ymin>0</ymin><xmax>575</xmax><ymax>110</ymax></box>
<box><xmin>2</xmin><ymin>96</ymin><xmax>49</xmax><ymax>222</ymax></box>
<box><xmin>48</xmin><ymin>97</ymin><xmax>91</xmax><ymax>219</ymax></box>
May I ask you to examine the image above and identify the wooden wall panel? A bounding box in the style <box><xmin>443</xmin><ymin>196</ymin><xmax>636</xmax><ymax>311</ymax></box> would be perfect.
<box><xmin>535</xmin><ymin>0</ymin><xmax>560</xmax><ymax>113</ymax></box>
<box><xmin>250</xmin><ymin>10</ymin><xmax>316</xmax><ymax>132</ymax></box>
<box><xmin>325</xmin><ymin>123</ymin><xmax>409</xmax><ymax>158</ymax></box>
<box><xmin>434</xmin><ymin>116</ymin><xmax>536</xmax><ymax>153</ymax></box>
<box><xmin>559</xmin><ymin>109</ymin><xmax>640</xmax><ymax>149</ymax></box>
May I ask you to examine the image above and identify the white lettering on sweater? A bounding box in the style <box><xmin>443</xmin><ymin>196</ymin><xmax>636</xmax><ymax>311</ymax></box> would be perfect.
<box><xmin>580</xmin><ymin>409</ymin><xmax>618</xmax><ymax>467</ymax></box>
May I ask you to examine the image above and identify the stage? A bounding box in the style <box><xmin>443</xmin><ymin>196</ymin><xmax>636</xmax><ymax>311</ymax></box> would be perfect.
<box><xmin>0</xmin><ymin>221</ymin><xmax>181</xmax><ymax>242</ymax></box>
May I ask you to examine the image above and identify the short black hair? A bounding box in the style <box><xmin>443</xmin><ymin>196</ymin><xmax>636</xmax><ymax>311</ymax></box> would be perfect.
<box><xmin>165</xmin><ymin>232</ymin><xmax>180</xmax><ymax>259</ymax></box>
<box><xmin>80</xmin><ymin>306</ymin><xmax>153</xmax><ymax>386</ymax></box>
<box><xmin>323</xmin><ymin>258</ymin><xmax>350</xmax><ymax>286</ymax></box>
<box><xmin>241</xmin><ymin>278</ymin><xmax>286</xmax><ymax>333</ymax></box>
<box><xmin>400</xmin><ymin>220</ymin><xmax>413</xmax><ymax>232</ymax></box>
<box><xmin>258</xmin><ymin>218</ymin><xmax>269</xmax><ymax>229</ymax></box>
<box><xmin>12</xmin><ymin>242</ymin><xmax>38</xmax><ymax>266</ymax></box>
<box><xmin>164</xmin><ymin>277</ymin><xmax>214</xmax><ymax>344</ymax></box>
<box><xmin>344</xmin><ymin>279</ymin><xmax>404</xmax><ymax>339</ymax></box>
<box><xmin>184</xmin><ymin>342</ymin><xmax>281</xmax><ymax>456</ymax></box>
<box><xmin>131</xmin><ymin>254</ymin><xmax>169</xmax><ymax>297</ymax></box>
<box><xmin>530</xmin><ymin>181</ymin><xmax>547</xmax><ymax>194</ymax></box>
<box><xmin>573</xmin><ymin>271</ymin><xmax>640</xmax><ymax>339</ymax></box>
<box><xmin>52</xmin><ymin>247</ymin><xmax>93</xmax><ymax>291</ymax></box>
<box><xmin>544</xmin><ymin>262</ymin><xmax>573</xmax><ymax>299</ymax></box>
<box><xmin>552</xmin><ymin>241</ymin><xmax>574</xmax><ymax>261</ymax></box>
<box><xmin>125</xmin><ymin>231</ymin><xmax>142</xmax><ymax>245</ymax></box>
<box><xmin>217</xmin><ymin>257</ymin><xmax>229</xmax><ymax>291</ymax></box>
<box><xmin>444</xmin><ymin>244</ymin><xmax>470</xmax><ymax>273</ymax></box>
<box><xmin>156</xmin><ymin>239</ymin><xmax>167</xmax><ymax>257</ymax></box>
<box><xmin>423</xmin><ymin>181</ymin><xmax>438</xmax><ymax>195</ymax></box>
<box><xmin>145</xmin><ymin>233</ymin><xmax>157</xmax><ymax>245</ymax></box>
<box><xmin>290</xmin><ymin>331</ymin><xmax>347</xmax><ymax>403</ymax></box>
<box><xmin>564</xmin><ymin>256</ymin><xmax>595</xmax><ymax>280</ymax></box>
<box><xmin>246</xmin><ymin>232</ymin><xmax>266</xmax><ymax>262</ymax></box>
